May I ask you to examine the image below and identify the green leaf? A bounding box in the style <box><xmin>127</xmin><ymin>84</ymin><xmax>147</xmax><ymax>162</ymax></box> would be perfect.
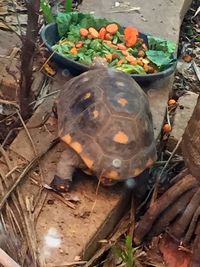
<box><xmin>109</xmin><ymin>58</ymin><xmax>119</xmax><ymax>67</ymax></box>
<box><xmin>185</xmin><ymin>25</ymin><xmax>194</xmax><ymax>37</ymax></box>
<box><xmin>40</xmin><ymin>0</ymin><xmax>55</xmax><ymax>24</ymax></box>
<box><xmin>89</xmin><ymin>39</ymin><xmax>102</xmax><ymax>51</ymax></box>
<box><xmin>78</xmin><ymin>54</ymin><xmax>93</xmax><ymax>65</ymax></box>
<box><xmin>112</xmin><ymin>35</ymin><xmax>118</xmax><ymax>44</ymax></box>
<box><xmin>67</xmin><ymin>25</ymin><xmax>81</xmax><ymax>42</ymax></box>
<box><xmin>56</xmin><ymin>12</ymin><xmax>79</xmax><ymax>37</ymax></box>
<box><xmin>195</xmin><ymin>36</ymin><xmax>200</xmax><ymax>42</ymax></box>
<box><xmin>128</xmin><ymin>47</ymin><xmax>138</xmax><ymax>57</ymax></box>
<box><xmin>147</xmin><ymin>35</ymin><xmax>176</xmax><ymax>54</ymax></box>
<box><xmin>116</xmin><ymin>64</ymin><xmax>146</xmax><ymax>74</ymax></box>
<box><xmin>146</xmin><ymin>50</ymin><xmax>174</xmax><ymax>69</ymax></box>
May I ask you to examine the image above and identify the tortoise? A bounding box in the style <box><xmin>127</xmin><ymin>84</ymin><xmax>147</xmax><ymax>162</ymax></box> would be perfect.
<box><xmin>52</xmin><ymin>61</ymin><xmax>157</xmax><ymax>192</ymax></box>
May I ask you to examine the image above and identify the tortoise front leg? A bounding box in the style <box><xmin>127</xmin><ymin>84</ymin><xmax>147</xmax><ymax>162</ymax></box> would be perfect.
<box><xmin>50</xmin><ymin>147</ymin><xmax>81</xmax><ymax>192</ymax></box>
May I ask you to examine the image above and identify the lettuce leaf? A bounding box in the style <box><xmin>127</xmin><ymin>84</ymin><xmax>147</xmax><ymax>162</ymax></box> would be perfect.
<box><xmin>147</xmin><ymin>35</ymin><xmax>176</xmax><ymax>54</ymax></box>
<box><xmin>146</xmin><ymin>36</ymin><xmax>176</xmax><ymax>70</ymax></box>
<box><xmin>146</xmin><ymin>50</ymin><xmax>175</xmax><ymax>70</ymax></box>
<box><xmin>56</xmin><ymin>12</ymin><xmax>79</xmax><ymax>37</ymax></box>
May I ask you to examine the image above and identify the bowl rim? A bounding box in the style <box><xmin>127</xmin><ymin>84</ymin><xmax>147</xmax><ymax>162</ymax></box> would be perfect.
<box><xmin>40</xmin><ymin>22</ymin><xmax>177</xmax><ymax>79</ymax></box>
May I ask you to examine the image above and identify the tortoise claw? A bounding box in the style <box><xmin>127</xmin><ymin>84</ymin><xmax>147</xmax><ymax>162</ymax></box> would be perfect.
<box><xmin>50</xmin><ymin>175</ymin><xmax>72</xmax><ymax>192</ymax></box>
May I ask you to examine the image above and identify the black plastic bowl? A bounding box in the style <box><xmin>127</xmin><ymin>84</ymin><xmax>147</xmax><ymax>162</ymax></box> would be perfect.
<box><xmin>40</xmin><ymin>23</ymin><xmax>177</xmax><ymax>83</ymax></box>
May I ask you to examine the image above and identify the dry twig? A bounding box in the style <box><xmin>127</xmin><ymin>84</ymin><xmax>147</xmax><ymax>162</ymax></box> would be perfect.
<box><xmin>0</xmin><ymin>248</ymin><xmax>20</xmax><ymax>267</ymax></box>
<box><xmin>134</xmin><ymin>175</ymin><xmax>199</xmax><ymax>245</ymax></box>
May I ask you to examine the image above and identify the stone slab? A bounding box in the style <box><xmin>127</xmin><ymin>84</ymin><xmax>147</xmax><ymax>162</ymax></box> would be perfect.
<box><xmin>167</xmin><ymin>91</ymin><xmax>199</xmax><ymax>152</ymax></box>
<box><xmin>80</xmin><ymin>0</ymin><xmax>192</xmax><ymax>43</ymax></box>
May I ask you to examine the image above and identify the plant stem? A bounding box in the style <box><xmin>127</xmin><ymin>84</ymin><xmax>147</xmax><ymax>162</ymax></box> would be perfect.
<box><xmin>19</xmin><ymin>0</ymin><xmax>40</xmax><ymax>119</ymax></box>
<box><xmin>65</xmin><ymin>0</ymin><xmax>72</xmax><ymax>12</ymax></box>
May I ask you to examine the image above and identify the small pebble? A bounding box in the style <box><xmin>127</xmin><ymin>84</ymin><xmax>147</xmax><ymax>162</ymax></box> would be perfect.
<box><xmin>141</xmin><ymin>17</ymin><xmax>147</xmax><ymax>22</ymax></box>
<box><xmin>59</xmin><ymin>248</ymin><xmax>64</xmax><ymax>254</ymax></box>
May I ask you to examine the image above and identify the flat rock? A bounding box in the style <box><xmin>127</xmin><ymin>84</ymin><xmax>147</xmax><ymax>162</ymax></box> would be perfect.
<box><xmin>167</xmin><ymin>91</ymin><xmax>199</xmax><ymax>152</ymax></box>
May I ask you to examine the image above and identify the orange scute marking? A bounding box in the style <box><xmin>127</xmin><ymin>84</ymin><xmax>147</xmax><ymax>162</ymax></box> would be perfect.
<box><xmin>117</xmin><ymin>97</ymin><xmax>128</xmax><ymax>106</ymax></box>
<box><xmin>61</xmin><ymin>134</ymin><xmax>72</xmax><ymax>144</ymax></box>
<box><xmin>133</xmin><ymin>168</ymin><xmax>142</xmax><ymax>177</ymax></box>
<box><xmin>81</xmin><ymin>154</ymin><xmax>94</xmax><ymax>169</ymax></box>
<box><xmin>92</xmin><ymin>110</ymin><xmax>99</xmax><ymax>118</ymax></box>
<box><xmin>70</xmin><ymin>142</ymin><xmax>83</xmax><ymax>154</ymax></box>
<box><xmin>104</xmin><ymin>170</ymin><xmax>119</xmax><ymax>180</ymax></box>
<box><xmin>113</xmin><ymin>131</ymin><xmax>129</xmax><ymax>144</ymax></box>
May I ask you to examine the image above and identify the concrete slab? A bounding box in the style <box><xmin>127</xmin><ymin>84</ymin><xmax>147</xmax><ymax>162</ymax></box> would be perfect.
<box><xmin>80</xmin><ymin>0</ymin><xmax>192</xmax><ymax>43</ymax></box>
<box><xmin>9</xmin><ymin>74</ymin><xmax>131</xmax><ymax>265</ymax></box>
<box><xmin>167</xmin><ymin>91</ymin><xmax>199</xmax><ymax>153</ymax></box>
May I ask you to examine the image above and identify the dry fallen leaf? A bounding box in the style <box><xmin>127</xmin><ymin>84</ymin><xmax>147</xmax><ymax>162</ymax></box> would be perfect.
<box><xmin>182</xmin><ymin>54</ymin><xmax>192</xmax><ymax>62</ymax></box>
<box><xmin>159</xmin><ymin>234</ymin><xmax>191</xmax><ymax>267</ymax></box>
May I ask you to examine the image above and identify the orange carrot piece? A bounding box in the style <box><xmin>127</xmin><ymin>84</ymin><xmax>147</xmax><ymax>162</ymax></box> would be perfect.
<box><xmin>105</xmin><ymin>53</ymin><xmax>113</xmax><ymax>62</ymax></box>
<box><xmin>130</xmin><ymin>60</ymin><xmax>137</xmax><ymax>65</ymax></box>
<box><xmin>88</xmin><ymin>27</ymin><xmax>99</xmax><ymax>38</ymax></box>
<box><xmin>88</xmin><ymin>34</ymin><xmax>93</xmax><ymax>39</ymax></box>
<box><xmin>122</xmin><ymin>50</ymin><xmax>130</xmax><ymax>57</ymax></box>
<box><xmin>117</xmin><ymin>59</ymin><xmax>126</xmax><ymax>65</ymax></box>
<box><xmin>124</xmin><ymin>27</ymin><xmax>139</xmax><ymax>47</ymax></box>
<box><xmin>163</xmin><ymin>123</ymin><xmax>172</xmax><ymax>133</ymax></box>
<box><xmin>105</xmin><ymin>33</ymin><xmax>113</xmax><ymax>41</ymax></box>
<box><xmin>109</xmin><ymin>43</ymin><xmax>118</xmax><ymax>49</ymax></box>
<box><xmin>80</xmin><ymin>28</ymin><xmax>89</xmax><ymax>37</ymax></box>
<box><xmin>75</xmin><ymin>41</ymin><xmax>83</xmax><ymax>48</ymax></box>
<box><xmin>70</xmin><ymin>47</ymin><xmax>78</xmax><ymax>55</ymax></box>
<box><xmin>99</xmin><ymin>27</ymin><xmax>107</xmax><ymax>39</ymax></box>
<box><xmin>103</xmin><ymin>40</ymin><xmax>112</xmax><ymax>45</ymax></box>
<box><xmin>106</xmin><ymin>23</ymin><xmax>119</xmax><ymax>34</ymax></box>
<box><xmin>126</xmin><ymin>55</ymin><xmax>136</xmax><ymax>63</ymax></box>
<box><xmin>112</xmin><ymin>53</ymin><xmax>119</xmax><ymax>59</ymax></box>
<box><xmin>117</xmin><ymin>43</ymin><xmax>127</xmax><ymax>50</ymax></box>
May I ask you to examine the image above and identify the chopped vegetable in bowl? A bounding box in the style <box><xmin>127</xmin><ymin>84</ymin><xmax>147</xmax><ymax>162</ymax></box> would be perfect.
<box><xmin>50</xmin><ymin>12</ymin><xmax>176</xmax><ymax>75</ymax></box>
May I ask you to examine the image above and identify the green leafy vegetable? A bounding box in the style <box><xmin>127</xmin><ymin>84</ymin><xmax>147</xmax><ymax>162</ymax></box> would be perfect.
<box><xmin>147</xmin><ymin>35</ymin><xmax>176</xmax><ymax>54</ymax></box>
<box><xmin>56</xmin><ymin>12</ymin><xmax>79</xmax><ymax>37</ymax></box>
<box><xmin>146</xmin><ymin>50</ymin><xmax>175</xmax><ymax>70</ymax></box>
<box><xmin>89</xmin><ymin>40</ymin><xmax>102</xmax><ymax>51</ymax></box>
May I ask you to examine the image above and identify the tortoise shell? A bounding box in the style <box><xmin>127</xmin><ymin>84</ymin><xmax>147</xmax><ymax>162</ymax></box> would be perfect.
<box><xmin>57</xmin><ymin>68</ymin><xmax>157</xmax><ymax>183</ymax></box>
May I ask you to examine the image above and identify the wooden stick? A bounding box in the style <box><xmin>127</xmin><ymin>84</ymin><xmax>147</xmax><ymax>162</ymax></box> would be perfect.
<box><xmin>0</xmin><ymin>248</ymin><xmax>20</xmax><ymax>267</ymax></box>
<box><xmin>134</xmin><ymin>174</ymin><xmax>199</xmax><ymax>245</ymax></box>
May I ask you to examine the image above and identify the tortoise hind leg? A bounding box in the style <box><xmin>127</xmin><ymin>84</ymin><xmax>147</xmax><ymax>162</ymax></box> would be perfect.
<box><xmin>50</xmin><ymin>147</ymin><xmax>81</xmax><ymax>192</ymax></box>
